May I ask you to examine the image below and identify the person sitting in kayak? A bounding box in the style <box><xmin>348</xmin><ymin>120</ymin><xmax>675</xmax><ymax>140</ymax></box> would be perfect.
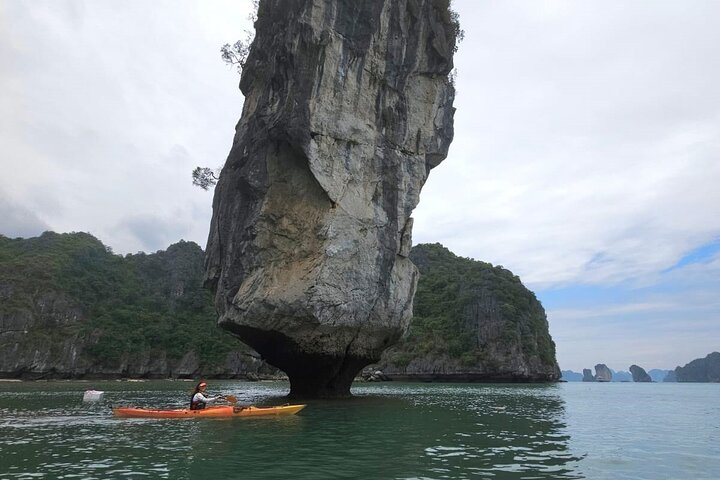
<box><xmin>190</xmin><ymin>381</ymin><xmax>221</xmax><ymax>410</ymax></box>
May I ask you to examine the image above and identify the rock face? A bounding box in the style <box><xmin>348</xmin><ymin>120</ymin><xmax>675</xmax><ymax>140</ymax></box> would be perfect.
<box><xmin>205</xmin><ymin>1</ymin><xmax>458</xmax><ymax>397</ymax></box>
<box><xmin>675</xmin><ymin>352</ymin><xmax>720</xmax><ymax>382</ymax></box>
<box><xmin>375</xmin><ymin>244</ymin><xmax>560</xmax><ymax>382</ymax></box>
<box><xmin>594</xmin><ymin>364</ymin><xmax>612</xmax><ymax>382</ymax></box>
<box><xmin>0</xmin><ymin>232</ymin><xmax>278</xmax><ymax>380</ymax></box>
<box><xmin>582</xmin><ymin>369</ymin><xmax>595</xmax><ymax>382</ymax></box>
<box><xmin>629</xmin><ymin>364</ymin><xmax>652</xmax><ymax>382</ymax></box>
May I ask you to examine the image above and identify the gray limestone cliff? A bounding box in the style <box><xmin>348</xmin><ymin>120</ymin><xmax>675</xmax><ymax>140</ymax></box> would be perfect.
<box><xmin>674</xmin><ymin>352</ymin><xmax>720</xmax><ymax>382</ymax></box>
<box><xmin>594</xmin><ymin>364</ymin><xmax>612</xmax><ymax>382</ymax></box>
<box><xmin>373</xmin><ymin>244</ymin><xmax>560</xmax><ymax>382</ymax></box>
<box><xmin>205</xmin><ymin>0</ymin><xmax>458</xmax><ymax>397</ymax></box>
<box><xmin>582</xmin><ymin>368</ymin><xmax>594</xmax><ymax>382</ymax></box>
<box><xmin>629</xmin><ymin>364</ymin><xmax>652</xmax><ymax>382</ymax></box>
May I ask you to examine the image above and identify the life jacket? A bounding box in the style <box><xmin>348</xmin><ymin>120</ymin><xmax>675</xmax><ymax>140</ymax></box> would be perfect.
<box><xmin>190</xmin><ymin>392</ymin><xmax>206</xmax><ymax>410</ymax></box>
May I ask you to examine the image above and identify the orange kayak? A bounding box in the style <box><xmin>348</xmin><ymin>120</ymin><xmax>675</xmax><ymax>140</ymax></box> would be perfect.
<box><xmin>113</xmin><ymin>404</ymin><xmax>306</xmax><ymax>418</ymax></box>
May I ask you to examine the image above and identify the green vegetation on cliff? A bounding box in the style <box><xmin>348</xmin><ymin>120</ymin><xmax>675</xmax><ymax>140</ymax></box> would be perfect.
<box><xmin>0</xmin><ymin>232</ymin><xmax>238</xmax><ymax>373</ymax></box>
<box><xmin>1</xmin><ymin>234</ymin><xmax>559</xmax><ymax>381</ymax></box>
<box><xmin>379</xmin><ymin>243</ymin><xmax>560</xmax><ymax>380</ymax></box>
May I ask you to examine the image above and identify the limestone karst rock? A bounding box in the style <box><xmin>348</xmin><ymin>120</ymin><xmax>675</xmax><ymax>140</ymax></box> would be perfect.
<box><xmin>375</xmin><ymin>244</ymin><xmax>561</xmax><ymax>381</ymax></box>
<box><xmin>594</xmin><ymin>364</ymin><xmax>612</xmax><ymax>382</ymax></box>
<box><xmin>0</xmin><ymin>232</ymin><xmax>279</xmax><ymax>380</ymax></box>
<box><xmin>582</xmin><ymin>369</ymin><xmax>595</xmax><ymax>382</ymax></box>
<box><xmin>629</xmin><ymin>364</ymin><xmax>652</xmax><ymax>382</ymax></box>
<box><xmin>205</xmin><ymin>0</ymin><xmax>458</xmax><ymax>397</ymax></box>
<box><xmin>675</xmin><ymin>352</ymin><xmax>720</xmax><ymax>382</ymax></box>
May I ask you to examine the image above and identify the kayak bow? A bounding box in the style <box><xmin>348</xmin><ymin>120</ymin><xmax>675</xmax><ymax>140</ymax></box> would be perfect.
<box><xmin>113</xmin><ymin>404</ymin><xmax>306</xmax><ymax>418</ymax></box>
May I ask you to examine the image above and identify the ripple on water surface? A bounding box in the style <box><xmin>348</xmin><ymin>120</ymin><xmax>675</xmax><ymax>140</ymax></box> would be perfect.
<box><xmin>1</xmin><ymin>381</ymin><xmax>718</xmax><ymax>479</ymax></box>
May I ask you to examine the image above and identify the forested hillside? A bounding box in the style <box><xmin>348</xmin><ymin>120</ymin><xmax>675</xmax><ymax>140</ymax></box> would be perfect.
<box><xmin>376</xmin><ymin>243</ymin><xmax>560</xmax><ymax>381</ymax></box>
<box><xmin>0</xmin><ymin>232</ymin><xmax>273</xmax><ymax>378</ymax></box>
<box><xmin>0</xmin><ymin>234</ymin><xmax>560</xmax><ymax>382</ymax></box>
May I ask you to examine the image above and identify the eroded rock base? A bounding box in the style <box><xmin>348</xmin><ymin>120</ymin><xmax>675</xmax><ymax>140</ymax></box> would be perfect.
<box><xmin>222</xmin><ymin>323</ymin><xmax>371</xmax><ymax>398</ymax></box>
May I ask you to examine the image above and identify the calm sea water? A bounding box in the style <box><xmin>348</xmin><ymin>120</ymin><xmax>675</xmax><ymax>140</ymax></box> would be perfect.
<box><xmin>0</xmin><ymin>380</ymin><xmax>718</xmax><ymax>479</ymax></box>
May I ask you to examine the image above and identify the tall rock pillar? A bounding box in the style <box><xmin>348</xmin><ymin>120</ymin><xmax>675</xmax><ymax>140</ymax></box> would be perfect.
<box><xmin>629</xmin><ymin>364</ymin><xmax>652</xmax><ymax>382</ymax></box>
<box><xmin>205</xmin><ymin>0</ymin><xmax>458</xmax><ymax>397</ymax></box>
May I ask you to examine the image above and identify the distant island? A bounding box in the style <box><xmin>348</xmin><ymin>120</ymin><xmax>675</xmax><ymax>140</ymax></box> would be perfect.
<box><xmin>629</xmin><ymin>365</ymin><xmax>652</xmax><ymax>382</ymax></box>
<box><xmin>566</xmin><ymin>369</ymin><xmax>657</xmax><ymax>382</ymax></box>
<box><xmin>675</xmin><ymin>352</ymin><xmax>720</xmax><ymax>382</ymax></box>
<box><xmin>561</xmin><ymin>370</ymin><xmax>583</xmax><ymax>381</ymax></box>
<box><xmin>564</xmin><ymin>366</ymin><xmax>667</xmax><ymax>382</ymax></box>
<box><xmin>561</xmin><ymin>353</ymin><xmax>720</xmax><ymax>383</ymax></box>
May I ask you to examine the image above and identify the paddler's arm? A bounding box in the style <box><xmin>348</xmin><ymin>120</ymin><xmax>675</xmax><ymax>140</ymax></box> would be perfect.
<box><xmin>195</xmin><ymin>392</ymin><xmax>222</xmax><ymax>404</ymax></box>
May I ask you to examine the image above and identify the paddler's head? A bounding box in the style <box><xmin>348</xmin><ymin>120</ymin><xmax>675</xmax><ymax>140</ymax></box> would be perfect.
<box><xmin>194</xmin><ymin>381</ymin><xmax>208</xmax><ymax>394</ymax></box>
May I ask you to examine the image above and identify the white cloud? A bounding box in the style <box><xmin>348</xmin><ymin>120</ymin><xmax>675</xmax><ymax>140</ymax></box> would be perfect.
<box><xmin>414</xmin><ymin>0</ymin><xmax>720</xmax><ymax>289</ymax></box>
<box><xmin>0</xmin><ymin>192</ymin><xmax>49</xmax><ymax>238</ymax></box>
<box><xmin>0</xmin><ymin>0</ymin><xmax>252</xmax><ymax>253</ymax></box>
<box><xmin>549</xmin><ymin>301</ymin><xmax>680</xmax><ymax>323</ymax></box>
<box><xmin>546</xmin><ymin>255</ymin><xmax>720</xmax><ymax>370</ymax></box>
<box><xmin>1</xmin><ymin>0</ymin><xmax>719</xmax><ymax>371</ymax></box>
<box><xmin>3</xmin><ymin>0</ymin><xmax>718</xmax><ymax>280</ymax></box>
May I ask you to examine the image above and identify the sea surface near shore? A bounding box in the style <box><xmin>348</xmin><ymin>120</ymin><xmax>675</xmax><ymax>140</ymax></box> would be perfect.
<box><xmin>0</xmin><ymin>381</ymin><xmax>717</xmax><ymax>479</ymax></box>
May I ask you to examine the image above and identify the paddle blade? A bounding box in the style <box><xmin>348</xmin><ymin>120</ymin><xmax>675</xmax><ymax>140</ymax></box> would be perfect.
<box><xmin>225</xmin><ymin>395</ymin><xmax>238</xmax><ymax>404</ymax></box>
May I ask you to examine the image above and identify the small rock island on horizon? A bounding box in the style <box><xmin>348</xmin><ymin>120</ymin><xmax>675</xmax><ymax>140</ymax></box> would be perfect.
<box><xmin>630</xmin><ymin>364</ymin><xmax>652</xmax><ymax>382</ymax></box>
<box><xmin>562</xmin><ymin>354</ymin><xmax>720</xmax><ymax>383</ymax></box>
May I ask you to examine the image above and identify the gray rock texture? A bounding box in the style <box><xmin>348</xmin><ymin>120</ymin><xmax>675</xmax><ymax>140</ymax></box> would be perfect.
<box><xmin>629</xmin><ymin>364</ymin><xmax>652</xmax><ymax>382</ymax></box>
<box><xmin>582</xmin><ymin>368</ymin><xmax>595</xmax><ymax>382</ymax></box>
<box><xmin>205</xmin><ymin>0</ymin><xmax>458</xmax><ymax>397</ymax></box>
<box><xmin>675</xmin><ymin>352</ymin><xmax>720</xmax><ymax>382</ymax></box>
<box><xmin>374</xmin><ymin>244</ymin><xmax>560</xmax><ymax>382</ymax></box>
<box><xmin>594</xmin><ymin>364</ymin><xmax>612</xmax><ymax>382</ymax></box>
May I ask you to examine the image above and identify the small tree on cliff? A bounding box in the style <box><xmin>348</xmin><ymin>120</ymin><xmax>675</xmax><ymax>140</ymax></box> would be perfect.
<box><xmin>219</xmin><ymin>0</ymin><xmax>257</xmax><ymax>74</ymax></box>
<box><xmin>191</xmin><ymin>167</ymin><xmax>220</xmax><ymax>190</ymax></box>
<box><xmin>220</xmin><ymin>40</ymin><xmax>250</xmax><ymax>74</ymax></box>
<box><xmin>193</xmin><ymin>1</ymin><xmax>258</xmax><ymax>190</ymax></box>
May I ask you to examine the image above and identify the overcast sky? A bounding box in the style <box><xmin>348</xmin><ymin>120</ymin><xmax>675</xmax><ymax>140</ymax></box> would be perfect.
<box><xmin>2</xmin><ymin>0</ymin><xmax>718</xmax><ymax>372</ymax></box>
